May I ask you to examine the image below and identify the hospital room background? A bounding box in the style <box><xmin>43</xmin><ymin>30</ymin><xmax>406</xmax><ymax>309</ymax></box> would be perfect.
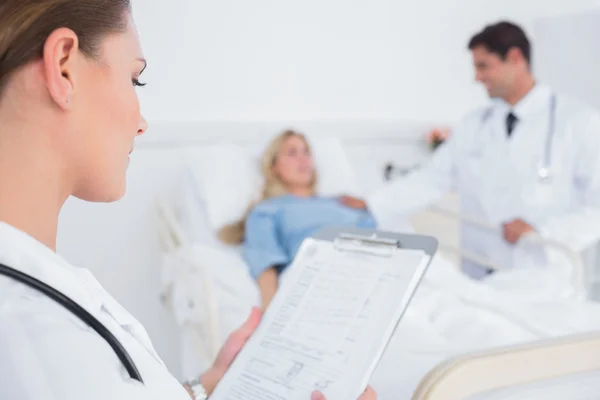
<box><xmin>56</xmin><ymin>0</ymin><xmax>600</xmax><ymax>396</ymax></box>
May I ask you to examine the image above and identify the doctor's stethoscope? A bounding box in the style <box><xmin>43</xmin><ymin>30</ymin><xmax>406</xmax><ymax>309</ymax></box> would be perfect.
<box><xmin>0</xmin><ymin>263</ymin><xmax>144</xmax><ymax>383</ymax></box>
<box><xmin>480</xmin><ymin>93</ymin><xmax>557</xmax><ymax>183</ymax></box>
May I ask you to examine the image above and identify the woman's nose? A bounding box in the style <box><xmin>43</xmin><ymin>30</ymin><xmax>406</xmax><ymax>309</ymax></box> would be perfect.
<box><xmin>299</xmin><ymin>152</ymin><xmax>311</xmax><ymax>163</ymax></box>
<box><xmin>137</xmin><ymin>116</ymin><xmax>148</xmax><ymax>136</ymax></box>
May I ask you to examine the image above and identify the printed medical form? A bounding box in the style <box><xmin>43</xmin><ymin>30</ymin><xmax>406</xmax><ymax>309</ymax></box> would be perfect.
<box><xmin>211</xmin><ymin>233</ymin><xmax>432</xmax><ymax>400</ymax></box>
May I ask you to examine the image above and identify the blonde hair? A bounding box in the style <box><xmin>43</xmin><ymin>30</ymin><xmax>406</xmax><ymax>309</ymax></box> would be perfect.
<box><xmin>218</xmin><ymin>129</ymin><xmax>318</xmax><ymax>245</ymax></box>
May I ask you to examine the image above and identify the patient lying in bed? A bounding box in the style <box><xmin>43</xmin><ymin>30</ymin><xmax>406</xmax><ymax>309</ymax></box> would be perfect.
<box><xmin>218</xmin><ymin>129</ymin><xmax>377</xmax><ymax>308</ymax></box>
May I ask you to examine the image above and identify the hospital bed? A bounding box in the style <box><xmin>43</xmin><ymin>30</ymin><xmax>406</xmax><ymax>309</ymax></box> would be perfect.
<box><xmin>157</xmin><ymin>194</ymin><xmax>600</xmax><ymax>398</ymax></box>
<box><xmin>153</xmin><ymin>137</ymin><xmax>600</xmax><ymax>398</ymax></box>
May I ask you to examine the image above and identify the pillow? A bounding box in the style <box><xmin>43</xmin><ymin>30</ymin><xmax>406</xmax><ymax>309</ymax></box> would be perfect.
<box><xmin>171</xmin><ymin>164</ymin><xmax>223</xmax><ymax>247</ymax></box>
<box><xmin>184</xmin><ymin>144</ymin><xmax>263</xmax><ymax>231</ymax></box>
<box><xmin>185</xmin><ymin>135</ymin><xmax>362</xmax><ymax>232</ymax></box>
<box><xmin>308</xmin><ymin>135</ymin><xmax>361</xmax><ymax>198</ymax></box>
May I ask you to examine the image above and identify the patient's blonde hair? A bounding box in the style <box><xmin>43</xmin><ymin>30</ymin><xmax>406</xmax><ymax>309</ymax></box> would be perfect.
<box><xmin>218</xmin><ymin>130</ymin><xmax>318</xmax><ymax>245</ymax></box>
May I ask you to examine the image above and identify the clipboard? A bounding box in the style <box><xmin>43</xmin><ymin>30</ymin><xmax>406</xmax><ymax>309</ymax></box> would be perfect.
<box><xmin>311</xmin><ymin>227</ymin><xmax>438</xmax><ymax>396</ymax></box>
<box><xmin>313</xmin><ymin>226</ymin><xmax>438</xmax><ymax>256</ymax></box>
<box><xmin>210</xmin><ymin>227</ymin><xmax>438</xmax><ymax>400</ymax></box>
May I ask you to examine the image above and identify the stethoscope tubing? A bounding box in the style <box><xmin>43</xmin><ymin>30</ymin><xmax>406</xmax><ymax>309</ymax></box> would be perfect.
<box><xmin>481</xmin><ymin>94</ymin><xmax>557</xmax><ymax>181</ymax></box>
<box><xmin>0</xmin><ymin>263</ymin><xmax>143</xmax><ymax>383</ymax></box>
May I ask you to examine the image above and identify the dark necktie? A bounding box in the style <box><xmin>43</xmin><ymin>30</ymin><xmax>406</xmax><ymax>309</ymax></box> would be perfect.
<box><xmin>506</xmin><ymin>112</ymin><xmax>518</xmax><ymax>137</ymax></box>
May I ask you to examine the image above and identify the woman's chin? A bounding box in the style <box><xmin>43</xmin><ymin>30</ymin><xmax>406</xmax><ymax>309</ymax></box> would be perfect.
<box><xmin>73</xmin><ymin>180</ymin><xmax>127</xmax><ymax>203</ymax></box>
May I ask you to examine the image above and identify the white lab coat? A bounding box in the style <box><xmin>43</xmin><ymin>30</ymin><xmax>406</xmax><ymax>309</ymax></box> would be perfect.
<box><xmin>0</xmin><ymin>222</ymin><xmax>190</xmax><ymax>400</ymax></box>
<box><xmin>368</xmin><ymin>83</ymin><xmax>600</xmax><ymax>279</ymax></box>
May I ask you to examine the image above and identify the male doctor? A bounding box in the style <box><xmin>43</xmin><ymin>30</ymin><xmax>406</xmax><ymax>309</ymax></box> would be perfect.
<box><xmin>343</xmin><ymin>21</ymin><xmax>600</xmax><ymax>279</ymax></box>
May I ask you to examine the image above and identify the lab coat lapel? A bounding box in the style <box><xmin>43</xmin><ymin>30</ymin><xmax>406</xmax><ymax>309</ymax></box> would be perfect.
<box><xmin>504</xmin><ymin>118</ymin><xmax>534</xmax><ymax>219</ymax></box>
<box><xmin>507</xmin><ymin>115</ymin><xmax>542</xmax><ymax>178</ymax></box>
<box><xmin>477</xmin><ymin>113</ymin><xmax>518</xmax><ymax>224</ymax></box>
<box><xmin>0</xmin><ymin>223</ymin><xmax>166</xmax><ymax>368</ymax></box>
<box><xmin>0</xmin><ymin>223</ymin><xmax>103</xmax><ymax>316</ymax></box>
<box><xmin>74</xmin><ymin>269</ymin><xmax>167</xmax><ymax>367</ymax></box>
<box><xmin>506</xmin><ymin>88</ymin><xmax>558</xmax><ymax>225</ymax></box>
<box><xmin>507</xmin><ymin>84</ymin><xmax>554</xmax><ymax>180</ymax></box>
<box><xmin>103</xmin><ymin>300</ymin><xmax>167</xmax><ymax>368</ymax></box>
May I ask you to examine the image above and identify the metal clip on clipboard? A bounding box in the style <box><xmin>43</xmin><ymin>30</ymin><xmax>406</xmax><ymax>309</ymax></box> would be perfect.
<box><xmin>333</xmin><ymin>233</ymin><xmax>401</xmax><ymax>257</ymax></box>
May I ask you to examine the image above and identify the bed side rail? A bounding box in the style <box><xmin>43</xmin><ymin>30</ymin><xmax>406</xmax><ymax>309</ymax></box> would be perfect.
<box><xmin>412</xmin><ymin>331</ymin><xmax>600</xmax><ymax>400</ymax></box>
<box><xmin>425</xmin><ymin>204</ymin><xmax>587</xmax><ymax>297</ymax></box>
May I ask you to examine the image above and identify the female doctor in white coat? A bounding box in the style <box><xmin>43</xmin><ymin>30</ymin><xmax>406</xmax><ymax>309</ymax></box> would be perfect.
<box><xmin>343</xmin><ymin>21</ymin><xmax>600</xmax><ymax>280</ymax></box>
<box><xmin>0</xmin><ymin>1</ymin><xmax>376</xmax><ymax>399</ymax></box>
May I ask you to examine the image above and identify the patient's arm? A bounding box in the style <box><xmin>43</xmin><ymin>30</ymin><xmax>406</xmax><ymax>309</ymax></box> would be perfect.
<box><xmin>243</xmin><ymin>207</ymin><xmax>289</xmax><ymax>309</ymax></box>
<box><xmin>257</xmin><ymin>267</ymin><xmax>279</xmax><ymax>310</ymax></box>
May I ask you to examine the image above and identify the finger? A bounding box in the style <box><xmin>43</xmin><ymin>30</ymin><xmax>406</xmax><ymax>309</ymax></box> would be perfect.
<box><xmin>505</xmin><ymin>232</ymin><xmax>516</xmax><ymax>244</ymax></box>
<box><xmin>507</xmin><ymin>224</ymin><xmax>516</xmax><ymax>235</ymax></box>
<box><xmin>361</xmin><ymin>386</ymin><xmax>377</xmax><ymax>399</ymax></box>
<box><xmin>235</xmin><ymin>307</ymin><xmax>262</xmax><ymax>338</ymax></box>
<box><xmin>311</xmin><ymin>391</ymin><xmax>326</xmax><ymax>400</ymax></box>
<box><xmin>503</xmin><ymin>226</ymin><xmax>510</xmax><ymax>241</ymax></box>
<box><xmin>505</xmin><ymin>229</ymin><xmax>513</xmax><ymax>242</ymax></box>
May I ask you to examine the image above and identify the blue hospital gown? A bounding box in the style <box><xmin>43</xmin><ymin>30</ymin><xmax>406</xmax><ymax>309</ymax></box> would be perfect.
<box><xmin>243</xmin><ymin>194</ymin><xmax>377</xmax><ymax>279</ymax></box>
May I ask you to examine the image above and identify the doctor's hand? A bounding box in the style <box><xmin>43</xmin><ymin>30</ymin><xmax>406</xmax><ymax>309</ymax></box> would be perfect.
<box><xmin>312</xmin><ymin>386</ymin><xmax>377</xmax><ymax>400</ymax></box>
<box><xmin>503</xmin><ymin>219</ymin><xmax>535</xmax><ymax>244</ymax></box>
<box><xmin>196</xmin><ymin>307</ymin><xmax>262</xmax><ymax>396</ymax></box>
<box><xmin>339</xmin><ymin>195</ymin><xmax>368</xmax><ymax>210</ymax></box>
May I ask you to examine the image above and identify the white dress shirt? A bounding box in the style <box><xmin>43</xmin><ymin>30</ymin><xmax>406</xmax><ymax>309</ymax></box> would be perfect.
<box><xmin>0</xmin><ymin>222</ymin><xmax>191</xmax><ymax>400</ymax></box>
<box><xmin>367</xmin><ymin>83</ymin><xmax>600</xmax><ymax>279</ymax></box>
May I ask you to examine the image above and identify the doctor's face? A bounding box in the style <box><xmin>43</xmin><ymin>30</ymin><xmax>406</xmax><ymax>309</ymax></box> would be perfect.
<box><xmin>273</xmin><ymin>136</ymin><xmax>315</xmax><ymax>189</ymax></box>
<box><xmin>471</xmin><ymin>45</ymin><xmax>516</xmax><ymax>99</ymax></box>
<box><xmin>68</xmin><ymin>14</ymin><xmax>148</xmax><ymax>203</ymax></box>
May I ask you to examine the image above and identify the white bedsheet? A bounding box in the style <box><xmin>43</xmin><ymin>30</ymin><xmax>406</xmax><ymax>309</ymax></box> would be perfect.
<box><xmin>162</xmin><ymin>244</ymin><xmax>600</xmax><ymax>399</ymax></box>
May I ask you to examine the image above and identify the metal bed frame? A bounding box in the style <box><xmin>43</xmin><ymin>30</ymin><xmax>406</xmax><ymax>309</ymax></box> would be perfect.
<box><xmin>425</xmin><ymin>204</ymin><xmax>587</xmax><ymax>299</ymax></box>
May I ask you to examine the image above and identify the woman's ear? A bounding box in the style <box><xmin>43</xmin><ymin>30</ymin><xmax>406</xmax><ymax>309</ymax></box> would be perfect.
<box><xmin>42</xmin><ymin>28</ymin><xmax>80</xmax><ymax>110</ymax></box>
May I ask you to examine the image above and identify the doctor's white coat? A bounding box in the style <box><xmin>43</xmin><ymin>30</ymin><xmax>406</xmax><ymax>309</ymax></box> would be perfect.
<box><xmin>0</xmin><ymin>223</ymin><xmax>191</xmax><ymax>400</ymax></box>
<box><xmin>368</xmin><ymin>83</ymin><xmax>600</xmax><ymax>278</ymax></box>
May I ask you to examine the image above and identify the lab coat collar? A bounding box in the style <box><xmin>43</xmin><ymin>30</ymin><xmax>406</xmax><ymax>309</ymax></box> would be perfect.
<box><xmin>0</xmin><ymin>222</ymin><xmax>104</xmax><ymax>314</ymax></box>
<box><xmin>78</xmin><ymin>270</ymin><xmax>167</xmax><ymax>366</ymax></box>
<box><xmin>499</xmin><ymin>82</ymin><xmax>553</xmax><ymax>120</ymax></box>
<box><xmin>0</xmin><ymin>222</ymin><xmax>166</xmax><ymax>366</ymax></box>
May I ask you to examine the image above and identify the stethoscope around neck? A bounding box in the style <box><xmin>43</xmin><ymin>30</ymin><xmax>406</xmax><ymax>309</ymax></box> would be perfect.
<box><xmin>480</xmin><ymin>93</ymin><xmax>557</xmax><ymax>183</ymax></box>
<box><xmin>0</xmin><ymin>263</ymin><xmax>144</xmax><ymax>383</ymax></box>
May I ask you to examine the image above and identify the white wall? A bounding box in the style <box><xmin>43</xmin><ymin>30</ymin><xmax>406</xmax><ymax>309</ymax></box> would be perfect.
<box><xmin>54</xmin><ymin>0</ymin><xmax>600</xmax><ymax>380</ymax></box>
<box><xmin>534</xmin><ymin>10</ymin><xmax>600</xmax><ymax>111</ymax></box>
<box><xmin>132</xmin><ymin>0</ymin><xmax>600</xmax><ymax>125</ymax></box>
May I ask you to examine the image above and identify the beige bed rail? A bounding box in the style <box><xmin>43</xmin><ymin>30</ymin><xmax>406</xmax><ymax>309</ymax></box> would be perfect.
<box><xmin>412</xmin><ymin>331</ymin><xmax>600</xmax><ymax>399</ymax></box>
<box><xmin>425</xmin><ymin>204</ymin><xmax>587</xmax><ymax>298</ymax></box>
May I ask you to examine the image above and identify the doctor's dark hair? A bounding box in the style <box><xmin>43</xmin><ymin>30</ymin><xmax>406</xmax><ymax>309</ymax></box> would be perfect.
<box><xmin>0</xmin><ymin>0</ymin><xmax>132</xmax><ymax>96</ymax></box>
<box><xmin>468</xmin><ymin>21</ymin><xmax>531</xmax><ymax>65</ymax></box>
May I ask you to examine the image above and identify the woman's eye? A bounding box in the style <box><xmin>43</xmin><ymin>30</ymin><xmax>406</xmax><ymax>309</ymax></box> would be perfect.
<box><xmin>132</xmin><ymin>78</ymin><xmax>147</xmax><ymax>87</ymax></box>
